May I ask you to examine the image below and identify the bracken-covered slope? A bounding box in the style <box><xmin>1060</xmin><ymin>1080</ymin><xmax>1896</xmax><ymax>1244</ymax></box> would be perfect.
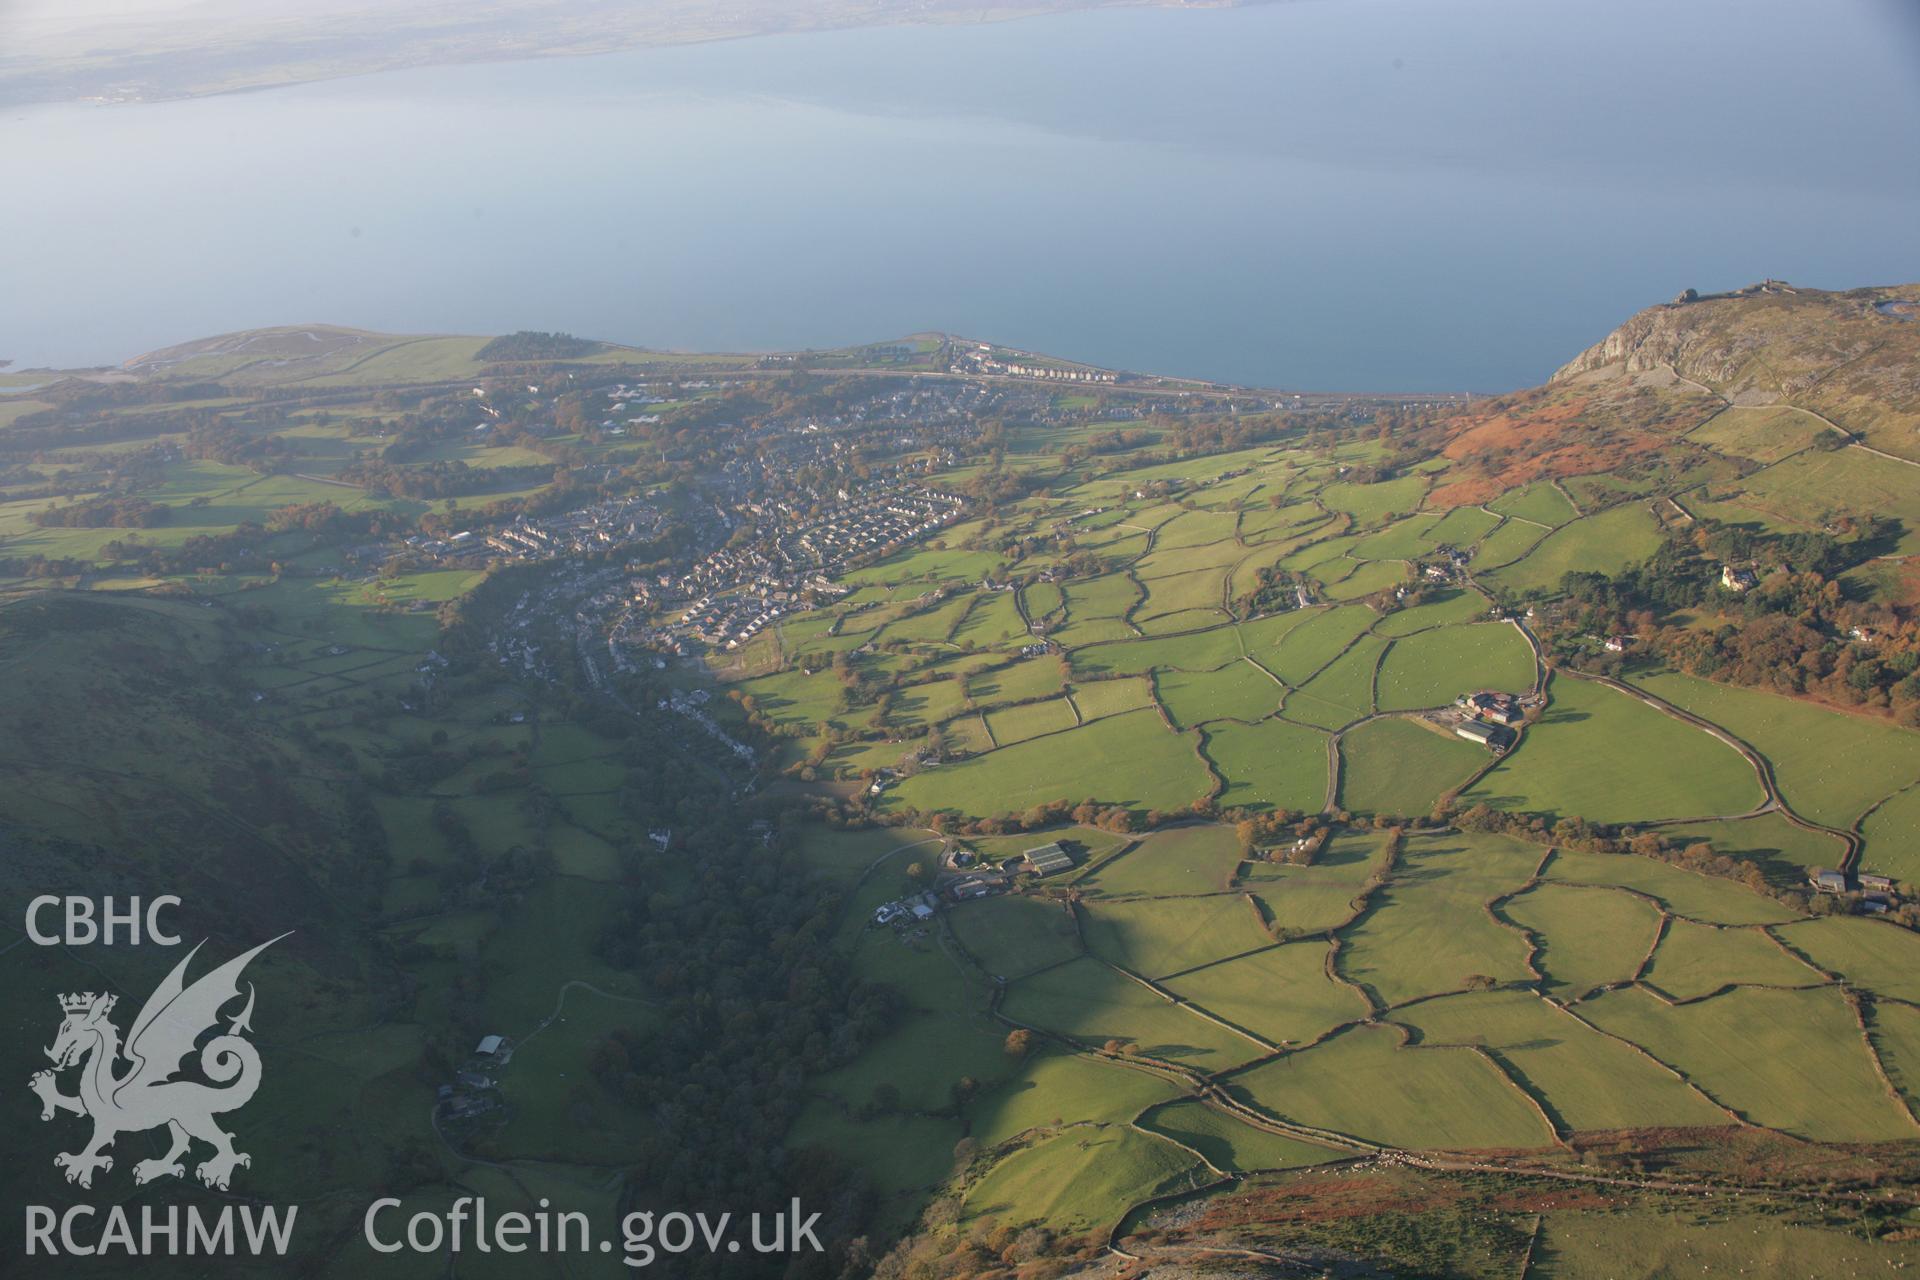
<box><xmin>1427</xmin><ymin>282</ymin><xmax>1920</xmax><ymax>506</ymax></box>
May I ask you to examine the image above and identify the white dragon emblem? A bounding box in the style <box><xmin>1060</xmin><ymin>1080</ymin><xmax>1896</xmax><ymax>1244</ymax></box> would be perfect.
<box><xmin>29</xmin><ymin>934</ymin><xmax>286</xmax><ymax>1191</ymax></box>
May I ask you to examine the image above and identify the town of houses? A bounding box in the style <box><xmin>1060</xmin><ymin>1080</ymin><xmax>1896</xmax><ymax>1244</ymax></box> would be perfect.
<box><xmin>650</xmin><ymin>483</ymin><xmax>966</xmax><ymax>654</ymax></box>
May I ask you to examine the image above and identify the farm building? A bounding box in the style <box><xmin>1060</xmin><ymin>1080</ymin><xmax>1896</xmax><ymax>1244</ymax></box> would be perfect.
<box><xmin>1023</xmin><ymin>842</ymin><xmax>1074</xmax><ymax>877</ymax></box>
<box><xmin>1459</xmin><ymin>691</ymin><xmax>1525</xmax><ymax>725</ymax></box>
<box><xmin>1454</xmin><ymin>720</ymin><xmax>1515</xmax><ymax>751</ymax></box>
<box><xmin>1810</xmin><ymin>870</ymin><xmax>1850</xmax><ymax>894</ymax></box>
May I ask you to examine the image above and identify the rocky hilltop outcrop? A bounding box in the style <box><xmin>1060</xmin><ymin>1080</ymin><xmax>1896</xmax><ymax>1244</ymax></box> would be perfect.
<box><xmin>1548</xmin><ymin>282</ymin><xmax>1920</xmax><ymax>457</ymax></box>
<box><xmin>1554</xmin><ymin>282</ymin><xmax>1920</xmax><ymax>394</ymax></box>
<box><xmin>1424</xmin><ymin>281</ymin><xmax>1920</xmax><ymax>504</ymax></box>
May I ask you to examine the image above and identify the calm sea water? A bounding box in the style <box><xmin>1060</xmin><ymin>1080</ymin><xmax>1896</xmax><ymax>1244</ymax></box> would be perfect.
<box><xmin>4</xmin><ymin>0</ymin><xmax>1918</xmax><ymax>389</ymax></box>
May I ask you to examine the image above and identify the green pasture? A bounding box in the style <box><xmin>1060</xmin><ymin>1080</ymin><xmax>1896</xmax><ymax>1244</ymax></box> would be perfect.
<box><xmin>1463</xmin><ymin>675</ymin><xmax>1761</xmax><ymax>824</ymax></box>
<box><xmin>969</xmin><ymin>1049</ymin><xmax>1178</xmax><ymax>1149</ymax></box>
<box><xmin>1163</xmin><ymin>940</ymin><xmax>1368</xmax><ymax>1046</ymax></box>
<box><xmin>1372</xmin><ymin>586</ymin><xmax>1492</xmax><ymax>637</ymax></box>
<box><xmin>1084</xmin><ymin>893</ymin><xmax>1272</xmax><ymax>979</ymax></box>
<box><xmin>1630</xmin><ymin>669</ymin><xmax>1920</xmax><ymax>831</ymax></box>
<box><xmin>986</xmin><ymin>695</ymin><xmax>1078</xmax><ymax>745</ymax></box>
<box><xmin>1319</xmin><ymin>474</ymin><xmax>1427</xmax><ymax>524</ymax></box>
<box><xmin>1685</xmin><ymin>405</ymin><xmax>1832</xmax><ymax>464</ymax></box>
<box><xmin>1579</xmin><ymin>985</ymin><xmax>1915</xmax><ymax>1142</ymax></box>
<box><xmin>1081</xmin><ymin>824</ymin><xmax>1246</xmax><ymax>897</ymax></box>
<box><xmin>1337</xmin><ymin>717</ymin><xmax>1489</xmax><ymax>817</ymax></box>
<box><xmin>885</xmin><ymin>709</ymin><xmax>1211</xmax><ymax>816</ymax></box>
<box><xmin>1155</xmin><ymin>661</ymin><xmax>1283</xmax><ymax>728</ymax></box>
<box><xmin>1230</xmin><ymin>1023</ymin><xmax>1553</xmax><ymax>1151</ymax></box>
<box><xmin>1503</xmin><ymin>882</ymin><xmax>1662</xmax><ymax>997</ymax></box>
<box><xmin>1000</xmin><ymin>957</ymin><xmax>1263</xmax><ymax>1070</ymax></box>
<box><xmin>1255</xmin><ymin>605</ymin><xmax>1377</xmax><ymax>684</ymax></box>
<box><xmin>1337</xmin><ymin>832</ymin><xmax>1540</xmax><ymax>1007</ymax></box>
<box><xmin>1642</xmin><ymin>919</ymin><xmax>1826</xmax><ymax>1000</ymax></box>
<box><xmin>962</xmin><ymin>1126</ymin><xmax>1202</xmax><ymax>1232</ymax></box>
<box><xmin>1395</xmin><ymin>990</ymin><xmax>1730</xmax><ymax>1133</ymax></box>
<box><xmin>1469</xmin><ymin>517</ymin><xmax>1550</xmax><ymax>569</ymax></box>
<box><xmin>1070</xmin><ymin>675</ymin><xmax>1156</xmax><ymax>720</ymax></box>
<box><xmin>1536</xmin><ymin>1205</ymin><xmax>1920</xmax><ymax>1280</ymax></box>
<box><xmin>1203</xmin><ymin>717</ymin><xmax>1330</xmax><ymax>813</ymax></box>
<box><xmin>1775</xmin><ymin>917</ymin><xmax>1920</xmax><ymax>1003</ymax></box>
<box><xmin>1376</xmin><ymin>623</ymin><xmax>1535</xmax><ymax>711</ymax></box>
<box><xmin>1243</xmin><ymin>829</ymin><xmax>1392</xmax><ymax>934</ymax></box>
<box><xmin>968</xmin><ymin>655</ymin><xmax>1065</xmax><ymax>706</ymax></box>
<box><xmin>1485</xmin><ymin>502</ymin><xmax>1664</xmax><ymax>593</ymax></box>
<box><xmin>1656</xmin><ymin>812</ymin><xmax>1847</xmax><ymax>884</ymax></box>
<box><xmin>948</xmin><ymin>894</ymin><xmax>1083</xmax><ymax>979</ymax></box>
<box><xmin>1542</xmin><ymin>848</ymin><xmax>1796</xmax><ymax>926</ymax></box>
<box><xmin>1488</xmin><ymin>481</ymin><xmax>1578</xmax><ymax>527</ymax></box>
<box><xmin>1138</xmin><ymin>1100</ymin><xmax>1341</xmax><ymax>1173</ymax></box>
<box><xmin>1071</xmin><ymin>624</ymin><xmax>1245</xmax><ymax>677</ymax></box>
<box><xmin>1062</xmin><ymin>571</ymin><xmax>1142</xmax><ymax>620</ymax></box>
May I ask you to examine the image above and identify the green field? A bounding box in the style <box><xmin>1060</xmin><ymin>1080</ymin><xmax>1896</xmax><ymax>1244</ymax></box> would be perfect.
<box><xmin>1291</xmin><ymin>632</ymin><xmax>1385</xmax><ymax>725</ymax></box>
<box><xmin>1775</xmin><ymin>916</ymin><xmax>1920</xmax><ymax>1003</ymax></box>
<box><xmin>1255</xmin><ymin>605</ymin><xmax>1378</xmax><ymax>684</ymax></box>
<box><xmin>1000</xmin><ymin>957</ymin><xmax>1264</xmax><ymax>1070</ymax></box>
<box><xmin>1535</xmin><ymin>1206</ymin><xmax>1920</xmax><ymax>1280</ymax></box>
<box><xmin>962</xmin><ymin>1126</ymin><xmax>1203</xmax><ymax>1232</ymax></box>
<box><xmin>1071</xmin><ymin>625</ymin><xmax>1245</xmax><ymax>677</ymax></box>
<box><xmin>1470</xmin><ymin>516</ymin><xmax>1551</xmax><ymax>569</ymax></box>
<box><xmin>1203</xmin><ymin>717</ymin><xmax>1330</xmax><ymax>813</ymax></box>
<box><xmin>1376</xmin><ymin>623</ymin><xmax>1535</xmax><ymax>711</ymax></box>
<box><xmin>1699</xmin><ymin>444</ymin><xmax>1920</xmax><ymax>556</ymax></box>
<box><xmin>1241</xmin><ymin>831</ymin><xmax>1391</xmax><ymax>927</ymax></box>
<box><xmin>1319</xmin><ymin>474</ymin><xmax>1428</xmax><ymax>524</ymax></box>
<box><xmin>969</xmin><ymin>655</ymin><xmax>1066</xmax><ymax>706</ymax></box>
<box><xmin>1489</xmin><ymin>481</ymin><xmax>1579</xmax><ymax>528</ymax></box>
<box><xmin>1069</xmin><ymin>675</ymin><xmax>1156</xmax><ymax>720</ymax></box>
<box><xmin>1084</xmin><ymin>894</ymin><xmax>1273</xmax><ymax>979</ymax></box>
<box><xmin>887</xmin><ymin>709</ymin><xmax>1212</xmax><ymax>816</ymax></box>
<box><xmin>1641</xmin><ymin>918</ymin><xmax>1825</xmax><ymax>1000</ymax></box>
<box><xmin>1154</xmin><ymin>661</ymin><xmax>1284</xmax><ymax>728</ymax></box>
<box><xmin>986</xmin><ymin>695</ymin><xmax>1079</xmax><ymax>745</ymax></box>
<box><xmin>1654</xmin><ymin>812</ymin><xmax>1848</xmax><ymax>884</ymax></box>
<box><xmin>1503</xmin><ymin>882</ymin><xmax>1662</xmax><ymax>997</ymax></box>
<box><xmin>1081</xmin><ymin>824</ymin><xmax>1245</xmax><ymax>897</ymax></box>
<box><xmin>1395</xmin><ymin>990</ymin><xmax>1731</xmax><ymax>1133</ymax></box>
<box><xmin>1464</xmin><ymin>675</ymin><xmax>1761</xmax><ymax>824</ymax></box>
<box><xmin>1337</xmin><ymin>832</ymin><xmax>1540</xmax><ymax>1007</ymax></box>
<box><xmin>1372</xmin><ymin>586</ymin><xmax>1493</xmax><ymax>636</ymax></box>
<box><xmin>1486</xmin><ymin>502</ymin><xmax>1664</xmax><ymax>593</ymax></box>
<box><xmin>1138</xmin><ymin>1099</ymin><xmax>1341</xmax><ymax>1173</ymax></box>
<box><xmin>1631</xmin><ymin>669</ymin><xmax>1920</xmax><ymax>831</ymax></box>
<box><xmin>1579</xmin><ymin>985</ymin><xmax>1916</xmax><ymax>1142</ymax></box>
<box><xmin>948</xmin><ymin>894</ymin><xmax>1084</xmax><ymax>978</ymax></box>
<box><xmin>1686</xmin><ymin>404</ymin><xmax>1833</xmax><ymax>463</ymax></box>
<box><xmin>1231</xmin><ymin>1023</ymin><xmax>1554</xmax><ymax>1151</ymax></box>
<box><xmin>1163</xmin><ymin>940</ymin><xmax>1368</xmax><ymax>1046</ymax></box>
<box><xmin>1338</xmin><ymin>716</ymin><xmax>1490</xmax><ymax>817</ymax></box>
<box><xmin>968</xmin><ymin>1049</ymin><xmax>1178</xmax><ymax>1148</ymax></box>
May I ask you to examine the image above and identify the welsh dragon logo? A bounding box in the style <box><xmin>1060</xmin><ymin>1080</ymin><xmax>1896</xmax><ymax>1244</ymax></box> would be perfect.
<box><xmin>29</xmin><ymin>935</ymin><xmax>286</xmax><ymax>1191</ymax></box>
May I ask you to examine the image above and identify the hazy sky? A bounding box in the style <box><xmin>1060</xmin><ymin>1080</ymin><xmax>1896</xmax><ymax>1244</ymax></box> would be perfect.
<box><xmin>1</xmin><ymin>0</ymin><xmax>402</xmax><ymax>17</ymax></box>
<box><xmin>0</xmin><ymin>0</ymin><xmax>446</xmax><ymax>40</ymax></box>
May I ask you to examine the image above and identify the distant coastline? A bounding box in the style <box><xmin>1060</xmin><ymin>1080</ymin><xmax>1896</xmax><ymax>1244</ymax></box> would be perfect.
<box><xmin>0</xmin><ymin>0</ymin><xmax>1246</xmax><ymax>109</ymax></box>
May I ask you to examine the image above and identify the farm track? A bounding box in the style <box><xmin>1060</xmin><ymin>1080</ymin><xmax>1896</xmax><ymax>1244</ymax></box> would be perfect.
<box><xmin>1561</xmin><ymin>669</ymin><xmax>1861</xmax><ymax>870</ymax></box>
<box><xmin>1666</xmin><ymin>359</ymin><xmax>1920</xmax><ymax>470</ymax></box>
<box><xmin>1494</xmin><ymin>606</ymin><xmax>1863</xmax><ymax>855</ymax></box>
